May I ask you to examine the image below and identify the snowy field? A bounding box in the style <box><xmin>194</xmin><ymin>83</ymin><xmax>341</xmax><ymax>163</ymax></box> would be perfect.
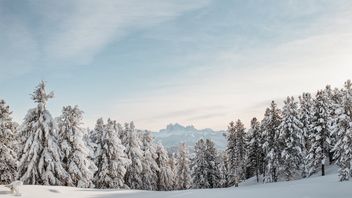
<box><xmin>1</xmin><ymin>167</ymin><xmax>351</xmax><ymax>198</ymax></box>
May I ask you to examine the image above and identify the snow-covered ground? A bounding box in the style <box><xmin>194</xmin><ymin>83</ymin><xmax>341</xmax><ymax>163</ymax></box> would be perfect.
<box><xmin>1</xmin><ymin>167</ymin><xmax>350</xmax><ymax>198</ymax></box>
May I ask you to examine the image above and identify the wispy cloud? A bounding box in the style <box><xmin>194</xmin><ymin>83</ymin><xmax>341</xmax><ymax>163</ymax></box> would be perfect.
<box><xmin>0</xmin><ymin>0</ymin><xmax>211</xmax><ymax>77</ymax></box>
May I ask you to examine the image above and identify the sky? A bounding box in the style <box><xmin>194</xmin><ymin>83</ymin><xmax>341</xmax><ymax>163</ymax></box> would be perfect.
<box><xmin>1</xmin><ymin>0</ymin><xmax>352</xmax><ymax>131</ymax></box>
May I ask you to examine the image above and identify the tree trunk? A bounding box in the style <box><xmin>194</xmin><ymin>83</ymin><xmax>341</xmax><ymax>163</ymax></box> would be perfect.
<box><xmin>322</xmin><ymin>164</ymin><xmax>325</xmax><ymax>176</ymax></box>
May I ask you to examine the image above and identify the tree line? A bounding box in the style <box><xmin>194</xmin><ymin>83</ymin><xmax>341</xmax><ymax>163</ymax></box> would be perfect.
<box><xmin>1</xmin><ymin>80</ymin><xmax>352</xmax><ymax>190</ymax></box>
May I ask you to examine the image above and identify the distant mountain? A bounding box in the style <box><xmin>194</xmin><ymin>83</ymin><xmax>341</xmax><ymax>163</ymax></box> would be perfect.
<box><xmin>152</xmin><ymin>123</ymin><xmax>226</xmax><ymax>153</ymax></box>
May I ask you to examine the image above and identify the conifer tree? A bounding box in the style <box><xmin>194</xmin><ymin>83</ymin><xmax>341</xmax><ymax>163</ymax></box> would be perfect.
<box><xmin>0</xmin><ymin>99</ymin><xmax>17</xmax><ymax>184</ymax></box>
<box><xmin>90</xmin><ymin>118</ymin><xmax>104</xmax><ymax>174</ymax></box>
<box><xmin>124</xmin><ymin>122</ymin><xmax>144</xmax><ymax>189</ymax></box>
<box><xmin>306</xmin><ymin>91</ymin><xmax>332</xmax><ymax>176</ymax></box>
<box><xmin>204</xmin><ymin>139</ymin><xmax>221</xmax><ymax>188</ymax></box>
<box><xmin>278</xmin><ymin>97</ymin><xmax>303</xmax><ymax>181</ymax></box>
<box><xmin>192</xmin><ymin>139</ymin><xmax>208</xmax><ymax>188</ymax></box>
<box><xmin>95</xmin><ymin>119</ymin><xmax>131</xmax><ymax>188</ymax></box>
<box><xmin>168</xmin><ymin>153</ymin><xmax>177</xmax><ymax>189</ymax></box>
<box><xmin>141</xmin><ymin>131</ymin><xmax>159</xmax><ymax>190</ymax></box>
<box><xmin>176</xmin><ymin>143</ymin><xmax>192</xmax><ymax>190</ymax></box>
<box><xmin>261</xmin><ymin>101</ymin><xmax>282</xmax><ymax>183</ymax></box>
<box><xmin>246</xmin><ymin>117</ymin><xmax>264</xmax><ymax>183</ymax></box>
<box><xmin>227</xmin><ymin>119</ymin><xmax>246</xmax><ymax>187</ymax></box>
<box><xmin>156</xmin><ymin>144</ymin><xmax>173</xmax><ymax>191</ymax></box>
<box><xmin>332</xmin><ymin>80</ymin><xmax>352</xmax><ymax>181</ymax></box>
<box><xmin>58</xmin><ymin>105</ymin><xmax>95</xmax><ymax>187</ymax></box>
<box><xmin>299</xmin><ymin>93</ymin><xmax>314</xmax><ymax>177</ymax></box>
<box><xmin>218</xmin><ymin>151</ymin><xmax>230</xmax><ymax>187</ymax></box>
<box><xmin>18</xmin><ymin>81</ymin><xmax>69</xmax><ymax>185</ymax></box>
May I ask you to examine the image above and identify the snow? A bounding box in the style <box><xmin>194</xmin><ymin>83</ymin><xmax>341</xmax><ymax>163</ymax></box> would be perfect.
<box><xmin>1</xmin><ymin>166</ymin><xmax>350</xmax><ymax>198</ymax></box>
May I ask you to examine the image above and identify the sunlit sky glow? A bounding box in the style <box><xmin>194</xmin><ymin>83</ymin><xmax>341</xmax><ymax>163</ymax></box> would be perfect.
<box><xmin>1</xmin><ymin>0</ymin><xmax>352</xmax><ymax>131</ymax></box>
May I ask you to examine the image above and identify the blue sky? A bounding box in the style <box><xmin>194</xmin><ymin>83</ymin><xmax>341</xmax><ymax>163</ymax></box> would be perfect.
<box><xmin>1</xmin><ymin>0</ymin><xmax>352</xmax><ymax>130</ymax></box>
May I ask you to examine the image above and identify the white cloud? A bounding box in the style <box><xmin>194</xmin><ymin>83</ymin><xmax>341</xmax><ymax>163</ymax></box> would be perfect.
<box><xmin>42</xmin><ymin>0</ymin><xmax>211</xmax><ymax>63</ymax></box>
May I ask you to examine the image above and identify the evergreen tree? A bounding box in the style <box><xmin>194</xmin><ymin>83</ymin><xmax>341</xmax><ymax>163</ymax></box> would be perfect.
<box><xmin>261</xmin><ymin>101</ymin><xmax>282</xmax><ymax>183</ymax></box>
<box><xmin>176</xmin><ymin>143</ymin><xmax>192</xmax><ymax>190</ymax></box>
<box><xmin>204</xmin><ymin>139</ymin><xmax>221</xmax><ymax>188</ymax></box>
<box><xmin>90</xmin><ymin>118</ymin><xmax>104</xmax><ymax>175</ymax></box>
<box><xmin>141</xmin><ymin>131</ymin><xmax>159</xmax><ymax>190</ymax></box>
<box><xmin>218</xmin><ymin>151</ymin><xmax>230</xmax><ymax>187</ymax></box>
<box><xmin>58</xmin><ymin>105</ymin><xmax>95</xmax><ymax>187</ymax></box>
<box><xmin>278</xmin><ymin>97</ymin><xmax>303</xmax><ymax>181</ymax></box>
<box><xmin>0</xmin><ymin>99</ymin><xmax>17</xmax><ymax>184</ymax></box>
<box><xmin>227</xmin><ymin>119</ymin><xmax>246</xmax><ymax>187</ymax></box>
<box><xmin>306</xmin><ymin>91</ymin><xmax>332</xmax><ymax>176</ymax></box>
<box><xmin>298</xmin><ymin>92</ymin><xmax>314</xmax><ymax>177</ymax></box>
<box><xmin>156</xmin><ymin>144</ymin><xmax>173</xmax><ymax>191</ymax></box>
<box><xmin>95</xmin><ymin>119</ymin><xmax>131</xmax><ymax>188</ymax></box>
<box><xmin>191</xmin><ymin>139</ymin><xmax>208</xmax><ymax>188</ymax></box>
<box><xmin>124</xmin><ymin>122</ymin><xmax>144</xmax><ymax>189</ymax></box>
<box><xmin>332</xmin><ymin>80</ymin><xmax>352</xmax><ymax>181</ymax></box>
<box><xmin>168</xmin><ymin>153</ymin><xmax>177</xmax><ymax>190</ymax></box>
<box><xmin>246</xmin><ymin>117</ymin><xmax>264</xmax><ymax>183</ymax></box>
<box><xmin>18</xmin><ymin>81</ymin><xmax>69</xmax><ymax>185</ymax></box>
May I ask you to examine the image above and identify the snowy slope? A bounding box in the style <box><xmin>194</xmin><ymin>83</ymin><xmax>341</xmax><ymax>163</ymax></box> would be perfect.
<box><xmin>152</xmin><ymin>123</ymin><xmax>226</xmax><ymax>152</ymax></box>
<box><xmin>1</xmin><ymin>166</ymin><xmax>351</xmax><ymax>198</ymax></box>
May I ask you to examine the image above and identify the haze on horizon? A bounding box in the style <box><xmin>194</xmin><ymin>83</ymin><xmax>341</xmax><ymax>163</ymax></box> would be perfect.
<box><xmin>1</xmin><ymin>0</ymin><xmax>352</xmax><ymax>131</ymax></box>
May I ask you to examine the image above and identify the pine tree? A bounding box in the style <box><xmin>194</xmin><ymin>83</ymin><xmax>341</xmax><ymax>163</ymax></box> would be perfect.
<box><xmin>278</xmin><ymin>97</ymin><xmax>303</xmax><ymax>181</ymax></box>
<box><xmin>204</xmin><ymin>139</ymin><xmax>221</xmax><ymax>188</ymax></box>
<box><xmin>168</xmin><ymin>153</ymin><xmax>177</xmax><ymax>189</ymax></box>
<box><xmin>323</xmin><ymin>85</ymin><xmax>339</xmax><ymax>163</ymax></box>
<box><xmin>57</xmin><ymin>105</ymin><xmax>95</xmax><ymax>187</ymax></box>
<box><xmin>261</xmin><ymin>101</ymin><xmax>282</xmax><ymax>183</ymax></box>
<box><xmin>227</xmin><ymin>119</ymin><xmax>246</xmax><ymax>187</ymax></box>
<box><xmin>306</xmin><ymin>91</ymin><xmax>332</xmax><ymax>176</ymax></box>
<box><xmin>141</xmin><ymin>131</ymin><xmax>159</xmax><ymax>190</ymax></box>
<box><xmin>218</xmin><ymin>151</ymin><xmax>230</xmax><ymax>187</ymax></box>
<box><xmin>0</xmin><ymin>99</ymin><xmax>17</xmax><ymax>184</ymax></box>
<box><xmin>246</xmin><ymin>117</ymin><xmax>264</xmax><ymax>183</ymax></box>
<box><xmin>156</xmin><ymin>144</ymin><xmax>174</xmax><ymax>191</ymax></box>
<box><xmin>17</xmin><ymin>81</ymin><xmax>69</xmax><ymax>185</ymax></box>
<box><xmin>192</xmin><ymin>139</ymin><xmax>208</xmax><ymax>189</ymax></box>
<box><xmin>124</xmin><ymin>122</ymin><xmax>144</xmax><ymax>189</ymax></box>
<box><xmin>90</xmin><ymin>118</ymin><xmax>104</xmax><ymax>175</ymax></box>
<box><xmin>298</xmin><ymin>92</ymin><xmax>314</xmax><ymax>177</ymax></box>
<box><xmin>176</xmin><ymin>143</ymin><xmax>192</xmax><ymax>190</ymax></box>
<box><xmin>95</xmin><ymin>119</ymin><xmax>131</xmax><ymax>188</ymax></box>
<box><xmin>332</xmin><ymin>80</ymin><xmax>352</xmax><ymax>181</ymax></box>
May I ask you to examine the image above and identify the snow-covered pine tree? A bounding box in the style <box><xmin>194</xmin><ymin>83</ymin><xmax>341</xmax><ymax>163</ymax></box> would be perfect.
<box><xmin>298</xmin><ymin>92</ymin><xmax>314</xmax><ymax>177</ymax></box>
<box><xmin>227</xmin><ymin>119</ymin><xmax>246</xmax><ymax>187</ymax></box>
<box><xmin>332</xmin><ymin>80</ymin><xmax>352</xmax><ymax>181</ymax></box>
<box><xmin>124</xmin><ymin>121</ymin><xmax>144</xmax><ymax>189</ymax></box>
<box><xmin>156</xmin><ymin>144</ymin><xmax>173</xmax><ymax>191</ymax></box>
<box><xmin>306</xmin><ymin>90</ymin><xmax>332</xmax><ymax>176</ymax></box>
<box><xmin>246</xmin><ymin>117</ymin><xmax>264</xmax><ymax>183</ymax></box>
<box><xmin>261</xmin><ymin>101</ymin><xmax>282</xmax><ymax>183</ymax></box>
<box><xmin>17</xmin><ymin>81</ymin><xmax>69</xmax><ymax>185</ymax></box>
<box><xmin>95</xmin><ymin>119</ymin><xmax>131</xmax><ymax>188</ymax></box>
<box><xmin>82</xmin><ymin>128</ymin><xmax>97</xmax><ymax>175</ymax></box>
<box><xmin>0</xmin><ymin>99</ymin><xmax>17</xmax><ymax>184</ymax></box>
<box><xmin>57</xmin><ymin>105</ymin><xmax>95</xmax><ymax>187</ymax></box>
<box><xmin>191</xmin><ymin>139</ymin><xmax>208</xmax><ymax>189</ymax></box>
<box><xmin>90</xmin><ymin>118</ymin><xmax>104</xmax><ymax>174</ymax></box>
<box><xmin>218</xmin><ymin>151</ymin><xmax>230</xmax><ymax>187</ymax></box>
<box><xmin>176</xmin><ymin>143</ymin><xmax>192</xmax><ymax>190</ymax></box>
<box><xmin>323</xmin><ymin>85</ymin><xmax>339</xmax><ymax>163</ymax></box>
<box><xmin>168</xmin><ymin>153</ymin><xmax>177</xmax><ymax>189</ymax></box>
<box><xmin>278</xmin><ymin>97</ymin><xmax>303</xmax><ymax>181</ymax></box>
<box><xmin>141</xmin><ymin>131</ymin><xmax>159</xmax><ymax>190</ymax></box>
<box><xmin>204</xmin><ymin>139</ymin><xmax>221</xmax><ymax>188</ymax></box>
